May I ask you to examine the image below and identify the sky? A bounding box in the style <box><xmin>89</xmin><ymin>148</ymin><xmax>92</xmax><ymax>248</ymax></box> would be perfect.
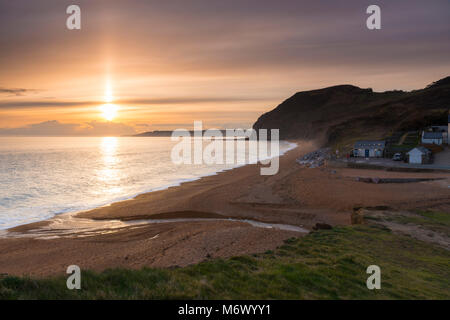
<box><xmin>0</xmin><ymin>0</ymin><xmax>449</xmax><ymax>136</ymax></box>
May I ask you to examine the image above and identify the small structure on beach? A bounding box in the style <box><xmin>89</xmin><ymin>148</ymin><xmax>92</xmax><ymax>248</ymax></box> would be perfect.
<box><xmin>407</xmin><ymin>146</ymin><xmax>432</xmax><ymax>164</ymax></box>
<box><xmin>353</xmin><ymin>140</ymin><xmax>385</xmax><ymax>158</ymax></box>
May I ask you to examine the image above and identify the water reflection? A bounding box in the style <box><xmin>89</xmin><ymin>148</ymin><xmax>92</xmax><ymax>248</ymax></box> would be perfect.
<box><xmin>101</xmin><ymin>137</ymin><xmax>118</xmax><ymax>163</ymax></box>
<box><xmin>98</xmin><ymin>137</ymin><xmax>122</xmax><ymax>195</ymax></box>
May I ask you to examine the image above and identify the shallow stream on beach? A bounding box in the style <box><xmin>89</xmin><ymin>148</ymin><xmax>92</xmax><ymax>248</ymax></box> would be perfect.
<box><xmin>0</xmin><ymin>211</ymin><xmax>308</xmax><ymax>239</ymax></box>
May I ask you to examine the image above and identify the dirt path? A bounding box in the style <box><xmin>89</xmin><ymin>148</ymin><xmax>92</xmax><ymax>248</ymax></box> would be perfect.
<box><xmin>355</xmin><ymin>208</ymin><xmax>450</xmax><ymax>250</ymax></box>
<box><xmin>398</xmin><ymin>132</ymin><xmax>408</xmax><ymax>145</ymax></box>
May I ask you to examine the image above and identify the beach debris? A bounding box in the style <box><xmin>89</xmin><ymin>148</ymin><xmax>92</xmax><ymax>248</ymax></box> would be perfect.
<box><xmin>296</xmin><ymin>148</ymin><xmax>331</xmax><ymax>168</ymax></box>
<box><xmin>372</xmin><ymin>177</ymin><xmax>381</xmax><ymax>184</ymax></box>
<box><xmin>312</xmin><ymin>223</ymin><xmax>333</xmax><ymax>230</ymax></box>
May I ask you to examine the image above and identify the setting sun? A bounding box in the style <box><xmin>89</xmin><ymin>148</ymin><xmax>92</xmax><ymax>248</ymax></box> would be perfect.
<box><xmin>100</xmin><ymin>103</ymin><xmax>119</xmax><ymax>121</ymax></box>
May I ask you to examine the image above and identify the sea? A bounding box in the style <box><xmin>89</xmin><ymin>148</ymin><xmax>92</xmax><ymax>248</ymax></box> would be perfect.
<box><xmin>0</xmin><ymin>137</ymin><xmax>296</xmax><ymax>230</ymax></box>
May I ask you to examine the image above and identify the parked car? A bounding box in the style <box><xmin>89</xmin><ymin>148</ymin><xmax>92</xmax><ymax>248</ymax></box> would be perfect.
<box><xmin>392</xmin><ymin>153</ymin><xmax>403</xmax><ymax>161</ymax></box>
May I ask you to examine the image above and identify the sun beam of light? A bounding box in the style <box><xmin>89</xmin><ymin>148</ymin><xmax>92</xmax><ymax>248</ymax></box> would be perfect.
<box><xmin>104</xmin><ymin>78</ymin><xmax>114</xmax><ymax>103</ymax></box>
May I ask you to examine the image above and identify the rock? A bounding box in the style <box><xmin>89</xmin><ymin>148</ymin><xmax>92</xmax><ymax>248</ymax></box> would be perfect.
<box><xmin>296</xmin><ymin>148</ymin><xmax>331</xmax><ymax>168</ymax></box>
<box><xmin>351</xmin><ymin>208</ymin><xmax>365</xmax><ymax>224</ymax></box>
<box><xmin>355</xmin><ymin>177</ymin><xmax>384</xmax><ymax>184</ymax></box>
<box><xmin>312</xmin><ymin>223</ymin><xmax>333</xmax><ymax>230</ymax></box>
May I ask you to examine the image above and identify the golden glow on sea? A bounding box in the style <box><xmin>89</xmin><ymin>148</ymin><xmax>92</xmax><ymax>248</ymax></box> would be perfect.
<box><xmin>98</xmin><ymin>137</ymin><xmax>123</xmax><ymax>195</ymax></box>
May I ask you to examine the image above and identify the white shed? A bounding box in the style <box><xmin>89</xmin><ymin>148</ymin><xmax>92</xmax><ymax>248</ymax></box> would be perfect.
<box><xmin>407</xmin><ymin>147</ymin><xmax>431</xmax><ymax>164</ymax></box>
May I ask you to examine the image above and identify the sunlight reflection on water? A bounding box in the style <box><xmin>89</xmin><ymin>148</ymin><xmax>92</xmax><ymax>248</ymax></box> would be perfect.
<box><xmin>0</xmin><ymin>137</ymin><xmax>296</xmax><ymax>230</ymax></box>
<box><xmin>97</xmin><ymin>137</ymin><xmax>123</xmax><ymax>195</ymax></box>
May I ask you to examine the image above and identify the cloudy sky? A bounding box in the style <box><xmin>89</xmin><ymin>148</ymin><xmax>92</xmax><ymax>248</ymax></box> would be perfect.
<box><xmin>0</xmin><ymin>0</ymin><xmax>449</xmax><ymax>136</ymax></box>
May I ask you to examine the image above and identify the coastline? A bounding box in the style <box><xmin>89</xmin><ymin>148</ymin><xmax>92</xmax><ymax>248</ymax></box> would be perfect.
<box><xmin>5</xmin><ymin>140</ymin><xmax>310</xmax><ymax>234</ymax></box>
<box><xmin>1</xmin><ymin>140</ymin><xmax>298</xmax><ymax>232</ymax></box>
<box><xmin>1</xmin><ymin>139</ymin><xmax>449</xmax><ymax>276</ymax></box>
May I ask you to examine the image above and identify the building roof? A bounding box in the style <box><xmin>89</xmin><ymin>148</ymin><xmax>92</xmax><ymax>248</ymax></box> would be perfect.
<box><xmin>407</xmin><ymin>146</ymin><xmax>431</xmax><ymax>155</ymax></box>
<box><xmin>429</xmin><ymin>126</ymin><xmax>448</xmax><ymax>132</ymax></box>
<box><xmin>354</xmin><ymin>140</ymin><xmax>386</xmax><ymax>149</ymax></box>
<box><xmin>423</xmin><ymin>132</ymin><xmax>443</xmax><ymax>139</ymax></box>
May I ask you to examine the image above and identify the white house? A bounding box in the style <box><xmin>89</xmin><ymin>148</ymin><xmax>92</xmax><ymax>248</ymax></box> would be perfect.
<box><xmin>428</xmin><ymin>125</ymin><xmax>448</xmax><ymax>144</ymax></box>
<box><xmin>407</xmin><ymin>147</ymin><xmax>431</xmax><ymax>164</ymax></box>
<box><xmin>421</xmin><ymin>131</ymin><xmax>443</xmax><ymax>145</ymax></box>
<box><xmin>353</xmin><ymin>140</ymin><xmax>385</xmax><ymax>158</ymax></box>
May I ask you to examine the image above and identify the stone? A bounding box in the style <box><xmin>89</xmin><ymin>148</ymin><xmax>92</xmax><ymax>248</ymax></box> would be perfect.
<box><xmin>312</xmin><ymin>223</ymin><xmax>333</xmax><ymax>230</ymax></box>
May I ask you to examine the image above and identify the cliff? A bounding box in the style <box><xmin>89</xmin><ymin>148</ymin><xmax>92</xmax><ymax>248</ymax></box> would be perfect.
<box><xmin>253</xmin><ymin>77</ymin><xmax>450</xmax><ymax>148</ymax></box>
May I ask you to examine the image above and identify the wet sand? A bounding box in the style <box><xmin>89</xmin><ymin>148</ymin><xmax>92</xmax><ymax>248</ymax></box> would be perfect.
<box><xmin>1</xmin><ymin>140</ymin><xmax>449</xmax><ymax>276</ymax></box>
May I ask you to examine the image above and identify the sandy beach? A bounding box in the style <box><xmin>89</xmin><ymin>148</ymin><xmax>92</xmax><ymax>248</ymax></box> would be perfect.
<box><xmin>0</xmin><ymin>140</ymin><xmax>449</xmax><ymax>277</ymax></box>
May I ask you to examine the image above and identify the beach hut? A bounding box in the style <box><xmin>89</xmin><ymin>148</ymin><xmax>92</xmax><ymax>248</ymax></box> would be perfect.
<box><xmin>407</xmin><ymin>147</ymin><xmax>431</xmax><ymax>164</ymax></box>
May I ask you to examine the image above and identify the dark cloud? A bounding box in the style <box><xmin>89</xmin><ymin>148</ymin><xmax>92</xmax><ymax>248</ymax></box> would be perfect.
<box><xmin>0</xmin><ymin>87</ymin><xmax>38</xmax><ymax>96</ymax></box>
<box><xmin>0</xmin><ymin>101</ymin><xmax>92</xmax><ymax>109</ymax></box>
<box><xmin>121</xmin><ymin>97</ymin><xmax>270</xmax><ymax>105</ymax></box>
<box><xmin>0</xmin><ymin>96</ymin><xmax>269</xmax><ymax>109</ymax></box>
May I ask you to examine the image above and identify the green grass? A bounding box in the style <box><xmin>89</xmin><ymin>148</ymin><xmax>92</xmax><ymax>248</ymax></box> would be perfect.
<box><xmin>1</xmin><ymin>225</ymin><xmax>449</xmax><ymax>300</ymax></box>
<box><xmin>390</xmin><ymin>210</ymin><xmax>450</xmax><ymax>236</ymax></box>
